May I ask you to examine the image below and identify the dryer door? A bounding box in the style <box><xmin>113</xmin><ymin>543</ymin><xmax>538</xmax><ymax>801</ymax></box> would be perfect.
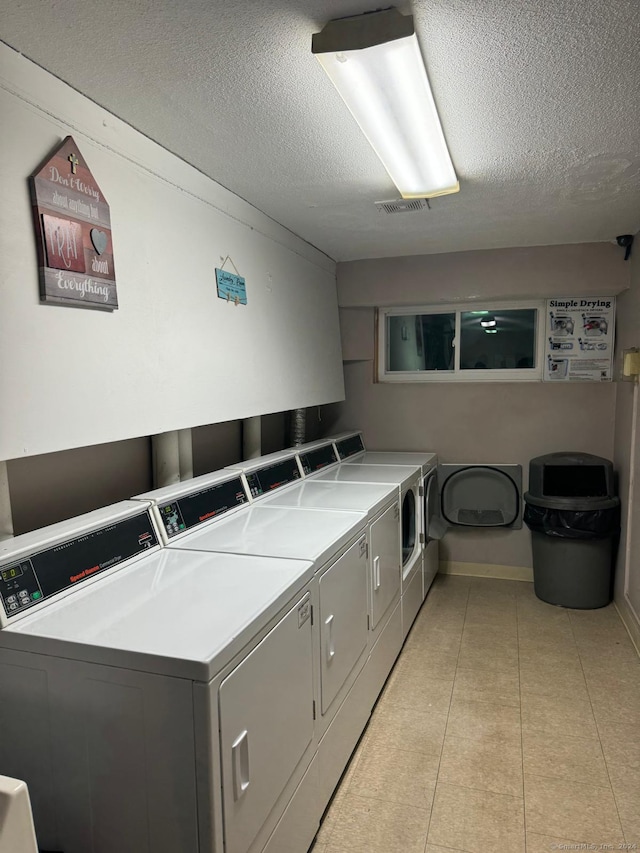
<box><xmin>219</xmin><ymin>593</ymin><xmax>314</xmax><ymax>853</ymax></box>
<box><xmin>440</xmin><ymin>465</ymin><xmax>521</xmax><ymax>528</ymax></box>
<box><xmin>369</xmin><ymin>502</ymin><xmax>401</xmax><ymax>630</ymax></box>
<box><xmin>424</xmin><ymin>471</ymin><xmax>445</xmax><ymax>541</ymax></box>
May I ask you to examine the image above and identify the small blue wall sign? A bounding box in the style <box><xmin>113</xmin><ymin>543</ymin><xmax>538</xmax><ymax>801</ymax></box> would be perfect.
<box><xmin>215</xmin><ymin>268</ymin><xmax>247</xmax><ymax>305</ymax></box>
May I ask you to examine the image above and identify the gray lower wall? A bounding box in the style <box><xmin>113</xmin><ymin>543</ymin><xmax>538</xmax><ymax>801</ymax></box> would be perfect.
<box><xmin>6</xmin><ymin>413</ymin><xmax>290</xmax><ymax>536</ymax></box>
<box><xmin>331</xmin><ymin>243</ymin><xmax>625</xmax><ymax>571</ymax></box>
<box><xmin>7</xmin><ymin>438</ymin><xmax>152</xmax><ymax>535</ymax></box>
<box><xmin>324</xmin><ymin>361</ymin><xmax>616</xmax><ymax>569</ymax></box>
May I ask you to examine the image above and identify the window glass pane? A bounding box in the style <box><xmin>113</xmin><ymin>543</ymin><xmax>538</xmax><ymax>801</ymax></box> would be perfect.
<box><xmin>460</xmin><ymin>309</ymin><xmax>536</xmax><ymax>370</ymax></box>
<box><xmin>387</xmin><ymin>314</ymin><xmax>455</xmax><ymax>372</ymax></box>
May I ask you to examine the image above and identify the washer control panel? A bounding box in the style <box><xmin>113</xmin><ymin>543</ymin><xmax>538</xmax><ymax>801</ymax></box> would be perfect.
<box><xmin>299</xmin><ymin>444</ymin><xmax>337</xmax><ymax>475</ymax></box>
<box><xmin>1</xmin><ymin>560</ymin><xmax>43</xmax><ymax>615</ymax></box>
<box><xmin>157</xmin><ymin>477</ymin><xmax>248</xmax><ymax>538</ymax></box>
<box><xmin>245</xmin><ymin>458</ymin><xmax>301</xmax><ymax>498</ymax></box>
<box><xmin>0</xmin><ymin>511</ymin><xmax>159</xmax><ymax>623</ymax></box>
<box><xmin>335</xmin><ymin>434</ymin><xmax>365</xmax><ymax>460</ymax></box>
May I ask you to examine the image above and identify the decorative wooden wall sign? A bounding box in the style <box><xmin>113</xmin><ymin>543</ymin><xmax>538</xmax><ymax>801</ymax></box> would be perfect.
<box><xmin>30</xmin><ymin>136</ymin><xmax>118</xmax><ymax>310</ymax></box>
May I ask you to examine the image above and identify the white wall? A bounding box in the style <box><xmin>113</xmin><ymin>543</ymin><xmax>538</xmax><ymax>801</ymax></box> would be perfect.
<box><xmin>329</xmin><ymin>244</ymin><xmax>627</xmax><ymax>573</ymax></box>
<box><xmin>0</xmin><ymin>44</ymin><xmax>344</xmax><ymax>461</ymax></box>
<box><xmin>613</xmin><ymin>236</ymin><xmax>640</xmax><ymax>648</ymax></box>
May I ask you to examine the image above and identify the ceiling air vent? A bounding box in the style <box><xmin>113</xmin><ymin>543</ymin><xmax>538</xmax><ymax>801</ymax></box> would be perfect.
<box><xmin>375</xmin><ymin>198</ymin><xmax>429</xmax><ymax>214</ymax></box>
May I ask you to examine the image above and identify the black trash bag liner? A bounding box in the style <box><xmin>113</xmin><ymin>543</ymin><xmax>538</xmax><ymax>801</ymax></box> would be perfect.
<box><xmin>524</xmin><ymin>503</ymin><xmax>620</xmax><ymax>539</ymax></box>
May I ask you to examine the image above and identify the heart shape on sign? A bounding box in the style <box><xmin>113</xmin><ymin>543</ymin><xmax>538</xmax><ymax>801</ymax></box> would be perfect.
<box><xmin>90</xmin><ymin>229</ymin><xmax>108</xmax><ymax>255</ymax></box>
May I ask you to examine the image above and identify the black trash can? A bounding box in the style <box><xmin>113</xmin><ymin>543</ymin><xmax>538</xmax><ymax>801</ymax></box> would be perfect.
<box><xmin>524</xmin><ymin>452</ymin><xmax>620</xmax><ymax>608</ymax></box>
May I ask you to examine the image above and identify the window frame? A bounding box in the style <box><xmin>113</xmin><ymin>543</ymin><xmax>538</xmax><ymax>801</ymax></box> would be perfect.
<box><xmin>377</xmin><ymin>301</ymin><xmax>545</xmax><ymax>382</ymax></box>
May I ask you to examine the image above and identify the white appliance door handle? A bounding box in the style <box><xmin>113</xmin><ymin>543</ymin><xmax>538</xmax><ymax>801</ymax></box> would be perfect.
<box><xmin>374</xmin><ymin>556</ymin><xmax>381</xmax><ymax>591</ymax></box>
<box><xmin>325</xmin><ymin>614</ymin><xmax>335</xmax><ymax>661</ymax></box>
<box><xmin>232</xmin><ymin>730</ymin><xmax>250</xmax><ymax>800</ymax></box>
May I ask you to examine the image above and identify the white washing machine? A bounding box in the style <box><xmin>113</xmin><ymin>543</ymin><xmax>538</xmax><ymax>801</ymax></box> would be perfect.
<box><xmin>0</xmin><ymin>501</ymin><xmax>317</xmax><ymax>853</ymax></box>
<box><xmin>135</xmin><ymin>456</ymin><xmax>375</xmax><ymax>816</ymax></box>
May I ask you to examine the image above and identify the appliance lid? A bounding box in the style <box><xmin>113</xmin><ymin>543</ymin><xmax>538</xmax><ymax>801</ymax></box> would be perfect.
<box><xmin>1</xmin><ymin>548</ymin><xmax>314</xmax><ymax>681</ymax></box>
<box><xmin>169</xmin><ymin>504</ymin><xmax>367</xmax><ymax>567</ymax></box>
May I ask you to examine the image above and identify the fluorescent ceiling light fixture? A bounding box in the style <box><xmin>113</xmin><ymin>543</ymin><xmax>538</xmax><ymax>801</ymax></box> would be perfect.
<box><xmin>312</xmin><ymin>8</ymin><xmax>459</xmax><ymax>199</ymax></box>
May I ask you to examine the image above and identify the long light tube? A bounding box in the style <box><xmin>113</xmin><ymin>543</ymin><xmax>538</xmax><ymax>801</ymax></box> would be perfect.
<box><xmin>313</xmin><ymin>9</ymin><xmax>459</xmax><ymax>199</ymax></box>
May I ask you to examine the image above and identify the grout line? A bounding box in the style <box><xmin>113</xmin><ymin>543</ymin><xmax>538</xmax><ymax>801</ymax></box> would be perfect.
<box><xmin>565</xmin><ymin>610</ymin><xmax>628</xmax><ymax>842</ymax></box>
<box><xmin>423</xmin><ymin>580</ymin><xmax>471</xmax><ymax>853</ymax></box>
<box><xmin>515</xmin><ymin>592</ymin><xmax>528</xmax><ymax>853</ymax></box>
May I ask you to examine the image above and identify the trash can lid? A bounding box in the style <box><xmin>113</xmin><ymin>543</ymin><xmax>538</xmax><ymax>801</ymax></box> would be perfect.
<box><xmin>524</xmin><ymin>492</ymin><xmax>620</xmax><ymax>511</ymax></box>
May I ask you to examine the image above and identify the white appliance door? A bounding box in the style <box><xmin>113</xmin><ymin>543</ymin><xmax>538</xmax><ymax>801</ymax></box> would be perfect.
<box><xmin>319</xmin><ymin>536</ymin><xmax>368</xmax><ymax>716</ymax></box>
<box><xmin>219</xmin><ymin>593</ymin><xmax>314</xmax><ymax>853</ymax></box>
<box><xmin>369</xmin><ymin>502</ymin><xmax>401</xmax><ymax>630</ymax></box>
<box><xmin>425</xmin><ymin>472</ymin><xmax>445</xmax><ymax>541</ymax></box>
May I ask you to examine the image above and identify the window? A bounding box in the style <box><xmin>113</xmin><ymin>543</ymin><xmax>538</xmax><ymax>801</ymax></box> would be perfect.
<box><xmin>379</xmin><ymin>303</ymin><xmax>543</xmax><ymax>381</ymax></box>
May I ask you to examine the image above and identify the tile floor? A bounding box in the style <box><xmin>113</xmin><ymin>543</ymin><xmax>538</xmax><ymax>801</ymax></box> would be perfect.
<box><xmin>311</xmin><ymin>574</ymin><xmax>640</xmax><ymax>853</ymax></box>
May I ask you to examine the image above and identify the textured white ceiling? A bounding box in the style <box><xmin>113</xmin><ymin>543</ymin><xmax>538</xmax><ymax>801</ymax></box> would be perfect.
<box><xmin>2</xmin><ymin>0</ymin><xmax>639</xmax><ymax>261</ymax></box>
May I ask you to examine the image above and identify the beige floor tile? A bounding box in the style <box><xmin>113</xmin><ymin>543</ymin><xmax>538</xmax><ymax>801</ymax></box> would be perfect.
<box><xmin>395</xmin><ymin>647</ymin><xmax>460</xmax><ymax>681</ymax></box>
<box><xmin>600</xmin><ymin>721</ymin><xmax>640</xmax><ymax>771</ymax></box>
<box><xmin>518</xmin><ymin>641</ymin><xmax>581</xmax><ymax>666</ymax></box>
<box><xmin>607</xmin><ymin>763</ymin><xmax>640</xmax><ymax>845</ymax></box>
<box><xmin>425</xmin><ymin>846</ymin><xmax>466</xmax><ymax>853</ymax></box>
<box><xmin>325</xmin><ymin>793</ymin><xmax>429</xmax><ymax>853</ymax></box>
<box><xmin>438</xmin><ymin>732</ymin><xmax>523</xmax><ymax>796</ymax></box>
<box><xmin>521</xmin><ymin>692</ymin><xmax>598</xmax><ymax>739</ymax></box>
<box><xmin>516</xmin><ymin>598</ymin><xmax>572</xmax><ymax>627</ymax></box>
<box><xmin>577</xmin><ymin>644</ymin><xmax>640</xmax><ymax>669</ymax></box>
<box><xmin>452</xmin><ymin>665</ymin><xmax>520</xmax><ymax>707</ymax></box>
<box><xmin>404</xmin><ymin>624</ymin><xmax>464</xmax><ymax>656</ymax></box>
<box><xmin>347</xmin><ymin>741</ymin><xmax>438</xmax><ymax>809</ymax></box>
<box><xmin>464</xmin><ymin>604</ymin><xmax>518</xmax><ymax>631</ymax></box>
<box><xmin>591</xmin><ymin>691</ymin><xmax>640</xmax><ymax>730</ymax></box>
<box><xmin>446</xmin><ymin>698</ymin><xmax>521</xmax><ymax>744</ymax></box>
<box><xmin>379</xmin><ymin>669</ymin><xmax>453</xmax><ymax>715</ymax></box>
<box><xmin>428</xmin><ymin>781</ymin><xmax>525</xmax><ymax>853</ymax></box>
<box><xmin>519</xmin><ymin>658</ymin><xmax>589</xmax><ymax>700</ymax></box>
<box><xmin>517</xmin><ymin>624</ymin><xmax>576</xmax><ymax>647</ymax></box>
<box><xmin>525</xmin><ymin>831</ymin><xmax>617</xmax><ymax>852</ymax></box>
<box><xmin>522</xmin><ymin>728</ymin><xmax>609</xmax><ymax>787</ymax></box>
<box><xmin>582</xmin><ymin>658</ymin><xmax>640</xmax><ymax>693</ymax></box>
<box><xmin>365</xmin><ymin>702</ymin><xmax>448</xmax><ymax>756</ymax></box>
<box><xmin>456</xmin><ymin>644</ymin><xmax>520</xmax><ymax>674</ymax></box>
<box><xmin>462</xmin><ymin>620</ymin><xmax>519</xmax><ymax>643</ymax></box>
<box><xmin>458</xmin><ymin>637</ymin><xmax>519</xmax><ymax>667</ymax></box>
<box><xmin>570</xmin><ymin>617</ymin><xmax>632</xmax><ymax>643</ymax></box>
<box><xmin>309</xmin><ymin>842</ymin><xmax>327</xmax><ymax>853</ymax></box>
<box><xmin>567</xmin><ymin>604</ymin><xmax>622</xmax><ymax>627</ymax></box>
<box><xmin>524</xmin><ymin>774</ymin><xmax>624</xmax><ymax>844</ymax></box>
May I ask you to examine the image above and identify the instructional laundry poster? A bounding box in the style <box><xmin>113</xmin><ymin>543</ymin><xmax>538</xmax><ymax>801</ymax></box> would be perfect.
<box><xmin>544</xmin><ymin>297</ymin><xmax>615</xmax><ymax>381</ymax></box>
<box><xmin>544</xmin><ymin>296</ymin><xmax>616</xmax><ymax>382</ymax></box>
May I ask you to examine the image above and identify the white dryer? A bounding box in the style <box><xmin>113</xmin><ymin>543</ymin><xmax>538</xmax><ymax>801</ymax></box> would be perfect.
<box><xmin>0</xmin><ymin>501</ymin><xmax>317</xmax><ymax>853</ymax></box>
<box><xmin>314</xmin><ymin>462</ymin><xmax>424</xmax><ymax>640</ymax></box>
<box><xmin>322</xmin><ymin>433</ymin><xmax>442</xmax><ymax>599</ymax></box>
<box><xmin>342</xmin><ymin>450</ymin><xmax>441</xmax><ymax>599</ymax></box>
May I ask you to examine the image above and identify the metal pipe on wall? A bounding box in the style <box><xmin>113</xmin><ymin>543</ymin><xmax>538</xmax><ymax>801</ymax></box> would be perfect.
<box><xmin>291</xmin><ymin>408</ymin><xmax>307</xmax><ymax>447</ymax></box>
<box><xmin>152</xmin><ymin>429</ymin><xmax>193</xmax><ymax>487</ymax></box>
<box><xmin>242</xmin><ymin>417</ymin><xmax>262</xmax><ymax>460</ymax></box>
